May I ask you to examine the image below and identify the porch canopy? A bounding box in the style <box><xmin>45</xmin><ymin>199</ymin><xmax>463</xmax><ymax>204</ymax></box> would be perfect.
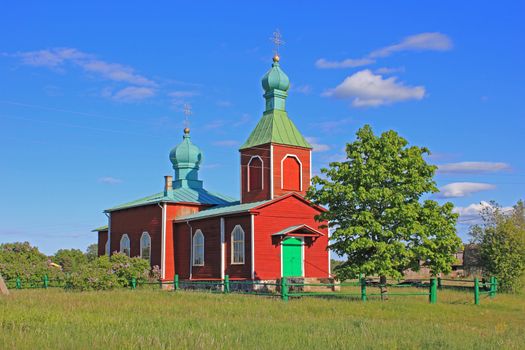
<box><xmin>271</xmin><ymin>224</ymin><xmax>324</xmax><ymax>238</ymax></box>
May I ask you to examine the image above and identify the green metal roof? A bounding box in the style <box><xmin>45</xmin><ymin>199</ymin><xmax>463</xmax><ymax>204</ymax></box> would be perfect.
<box><xmin>92</xmin><ymin>225</ymin><xmax>108</xmax><ymax>232</ymax></box>
<box><xmin>239</xmin><ymin>109</ymin><xmax>312</xmax><ymax>150</ymax></box>
<box><xmin>175</xmin><ymin>199</ymin><xmax>270</xmax><ymax>222</ymax></box>
<box><xmin>106</xmin><ymin>187</ymin><xmax>237</xmax><ymax>212</ymax></box>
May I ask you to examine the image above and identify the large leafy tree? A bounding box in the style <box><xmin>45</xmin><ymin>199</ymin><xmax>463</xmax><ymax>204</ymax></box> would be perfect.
<box><xmin>469</xmin><ymin>200</ymin><xmax>525</xmax><ymax>293</ymax></box>
<box><xmin>307</xmin><ymin>125</ymin><xmax>461</xmax><ymax>284</ymax></box>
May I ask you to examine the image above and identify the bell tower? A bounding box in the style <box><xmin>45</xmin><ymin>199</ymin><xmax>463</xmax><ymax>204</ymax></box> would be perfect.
<box><xmin>239</xmin><ymin>54</ymin><xmax>312</xmax><ymax>203</ymax></box>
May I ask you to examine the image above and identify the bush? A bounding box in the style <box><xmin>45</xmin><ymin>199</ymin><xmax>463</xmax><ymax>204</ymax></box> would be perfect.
<box><xmin>53</xmin><ymin>249</ymin><xmax>88</xmax><ymax>273</ymax></box>
<box><xmin>67</xmin><ymin>253</ymin><xmax>153</xmax><ymax>291</ymax></box>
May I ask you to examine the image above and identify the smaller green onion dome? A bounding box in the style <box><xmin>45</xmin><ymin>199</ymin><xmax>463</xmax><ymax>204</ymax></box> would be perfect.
<box><xmin>261</xmin><ymin>55</ymin><xmax>290</xmax><ymax>92</ymax></box>
<box><xmin>169</xmin><ymin>128</ymin><xmax>203</xmax><ymax>170</ymax></box>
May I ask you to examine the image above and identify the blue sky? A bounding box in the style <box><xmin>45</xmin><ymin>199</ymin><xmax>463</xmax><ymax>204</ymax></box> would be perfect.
<box><xmin>1</xmin><ymin>1</ymin><xmax>524</xmax><ymax>255</ymax></box>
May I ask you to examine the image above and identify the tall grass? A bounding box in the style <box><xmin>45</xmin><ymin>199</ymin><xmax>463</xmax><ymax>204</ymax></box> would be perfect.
<box><xmin>1</xmin><ymin>288</ymin><xmax>524</xmax><ymax>349</ymax></box>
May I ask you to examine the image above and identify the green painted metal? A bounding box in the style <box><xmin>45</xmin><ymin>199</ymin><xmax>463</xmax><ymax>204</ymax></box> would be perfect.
<box><xmin>429</xmin><ymin>278</ymin><xmax>437</xmax><ymax>304</ymax></box>
<box><xmin>174</xmin><ymin>274</ymin><xmax>179</xmax><ymax>290</ymax></box>
<box><xmin>106</xmin><ymin>187</ymin><xmax>237</xmax><ymax>212</ymax></box>
<box><xmin>280</xmin><ymin>278</ymin><xmax>289</xmax><ymax>301</ymax></box>
<box><xmin>176</xmin><ymin>199</ymin><xmax>269</xmax><ymax>222</ymax></box>
<box><xmin>131</xmin><ymin>278</ymin><xmax>137</xmax><ymax>290</ymax></box>
<box><xmin>43</xmin><ymin>275</ymin><xmax>49</xmax><ymax>289</ymax></box>
<box><xmin>494</xmin><ymin>276</ymin><xmax>498</xmax><ymax>295</ymax></box>
<box><xmin>282</xmin><ymin>237</ymin><xmax>303</xmax><ymax>277</ymax></box>
<box><xmin>169</xmin><ymin>129</ymin><xmax>204</xmax><ymax>189</ymax></box>
<box><xmin>16</xmin><ymin>277</ymin><xmax>21</xmax><ymax>289</ymax></box>
<box><xmin>360</xmin><ymin>278</ymin><xmax>367</xmax><ymax>302</ymax></box>
<box><xmin>239</xmin><ymin>109</ymin><xmax>312</xmax><ymax>150</ymax></box>
<box><xmin>224</xmin><ymin>275</ymin><xmax>230</xmax><ymax>293</ymax></box>
<box><xmin>474</xmin><ymin>278</ymin><xmax>480</xmax><ymax>305</ymax></box>
<box><xmin>91</xmin><ymin>225</ymin><xmax>108</xmax><ymax>232</ymax></box>
<box><xmin>261</xmin><ymin>58</ymin><xmax>290</xmax><ymax>112</ymax></box>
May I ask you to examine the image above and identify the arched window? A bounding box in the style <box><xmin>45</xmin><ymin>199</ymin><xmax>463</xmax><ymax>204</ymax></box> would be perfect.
<box><xmin>281</xmin><ymin>155</ymin><xmax>301</xmax><ymax>191</ymax></box>
<box><xmin>120</xmin><ymin>234</ymin><xmax>130</xmax><ymax>257</ymax></box>
<box><xmin>248</xmin><ymin>156</ymin><xmax>263</xmax><ymax>191</ymax></box>
<box><xmin>140</xmin><ymin>232</ymin><xmax>151</xmax><ymax>262</ymax></box>
<box><xmin>192</xmin><ymin>230</ymin><xmax>204</xmax><ymax>266</ymax></box>
<box><xmin>231</xmin><ymin>225</ymin><xmax>245</xmax><ymax>264</ymax></box>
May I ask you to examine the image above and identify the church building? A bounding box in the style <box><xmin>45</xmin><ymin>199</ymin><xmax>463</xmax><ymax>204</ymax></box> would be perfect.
<box><xmin>94</xmin><ymin>54</ymin><xmax>330</xmax><ymax>283</ymax></box>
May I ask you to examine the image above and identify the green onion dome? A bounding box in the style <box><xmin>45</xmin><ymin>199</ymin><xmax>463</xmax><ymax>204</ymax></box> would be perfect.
<box><xmin>169</xmin><ymin>128</ymin><xmax>203</xmax><ymax>171</ymax></box>
<box><xmin>261</xmin><ymin>55</ymin><xmax>290</xmax><ymax>92</ymax></box>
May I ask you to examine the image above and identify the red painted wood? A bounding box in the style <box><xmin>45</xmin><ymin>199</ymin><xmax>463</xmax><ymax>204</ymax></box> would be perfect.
<box><xmin>224</xmin><ymin>216</ymin><xmax>252</xmax><ymax>279</ymax></box>
<box><xmin>282</xmin><ymin>156</ymin><xmax>301</xmax><ymax>191</ymax></box>
<box><xmin>240</xmin><ymin>145</ymin><xmax>271</xmax><ymax>203</ymax></box>
<box><xmin>253</xmin><ymin>195</ymin><xmax>329</xmax><ymax>280</ymax></box>
<box><xmin>272</xmin><ymin>144</ymin><xmax>311</xmax><ymax>198</ymax></box>
<box><xmin>109</xmin><ymin>204</ymin><xmax>162</xmax><ymax>268</ymax></box>
<box><xmin>248</xmin><ymin>157</ymin><xmax>263</xmax><ymax>191</ymax></box>
<box><xmin>97</xmin><ymin>231</ymin><xmax>108</xmax><ymax>256</ymax></box>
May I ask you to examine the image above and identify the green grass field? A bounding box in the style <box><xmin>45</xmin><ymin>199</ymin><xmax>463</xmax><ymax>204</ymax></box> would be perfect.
<box><xmin>1</xmin><ymin>288</ymin><xmax>524</xmax><ymax>349</ymax></box>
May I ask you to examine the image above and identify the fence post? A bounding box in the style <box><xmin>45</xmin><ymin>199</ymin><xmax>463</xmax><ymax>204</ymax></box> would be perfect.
<box><xmin>474</xmin><ymin>278</ymin><xmax>480</xmax><ymax>305</ymax></box>
<box><xmin>489</xmin><ymin>276</ymin><xmax>494</xmax><ymax>298</ymax></box>
<box><xmin>16</xmin><ymin>277</ymin><xmax>21</xmax><ymax>289</ymax></box>
<box><xmin>159</xmin><ymin>279</ymin><xmax>163</xmax><ymax>289</ymax></box>
<box><xmin>224</xmin><ymin>275</ymin><xmax>230</xmax><ymax>293</ymax></box>
<box><xmin>494</xmin><ymin>276</ymin><xmax>498</xmax><ymax>296</ymax></box>
<box><xmin>174</xmin><ymin>274</ymin><xmax>179</xmax><ymax>291</ymax></box>
<box><xmin>429</xmin><ymin>278</ymin><xmax>437</xmax><ymax>304</ymax></box>
<box><xmin>43</xmin><ymin>274</ymin><xmax>49</xmax><ymax>289</ymax></box>
<box><xmin>281</xmin><ymin>278</ymin><xmax>289</xmax><ymax>301</ymax></box>
<box><xmin>131</xmin><ymin>277</ymin><xmax>137</xmax><ymax>290</ymax></box>
<box><xmin>360</xmin><ymin>278</ymin><xmax>367</xmax><ymax>302</ymax></box>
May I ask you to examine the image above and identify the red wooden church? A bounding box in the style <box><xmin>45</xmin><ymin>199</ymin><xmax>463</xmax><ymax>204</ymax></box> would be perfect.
<box><xmin>94</xmin><ymin>54</ymin><xmax>330</xmax><ymax>283</ymax></box>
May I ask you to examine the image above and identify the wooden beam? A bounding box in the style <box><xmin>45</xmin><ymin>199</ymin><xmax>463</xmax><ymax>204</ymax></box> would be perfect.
<box><xmin>0</xmin><ymin>275</ymin><xmax>9</xmax><ymax>296</ymax></box>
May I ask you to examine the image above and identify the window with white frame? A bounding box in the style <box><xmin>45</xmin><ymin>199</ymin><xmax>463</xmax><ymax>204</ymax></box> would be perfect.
<box><xmin>193</xmin><ymin>230</ymin><xmax>204</xmax><ymax>266</ymax></box>
<box><xmin>231</xmin><ymin>225</ymin><xmax>245</xmax><ymax>264</ymax></box>
<box><xmin>120</xmin><ymin>234</ymin><xmax>130</xmax><ymax>257</ymax></box>
<box><xmin>140</xmin><ymin>232</ymin><xmax>151</xmax><ymax>262</ymax></box>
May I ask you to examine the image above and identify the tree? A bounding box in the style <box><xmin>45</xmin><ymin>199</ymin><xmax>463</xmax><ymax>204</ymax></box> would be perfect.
<box><xmin>469</xmin><ymin>200</ymin><xmax>525</xmax><ymax>293</ymax></box>
<box><xmin>85</xmin><ymin>244</ymin><xmax>99</xmax><ymax>262</ymax></box>
<box><xmin>53</xmin><ymin>249</ymin><xmax>88</xmax><ymax>273</ymax></box>
<box><xmin>307</xmin><ymin>125</ymin><xmax>461</xmax><ymax>296</ymax></box>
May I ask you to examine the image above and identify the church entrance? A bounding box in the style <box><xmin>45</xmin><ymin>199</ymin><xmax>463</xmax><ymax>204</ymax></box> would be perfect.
<box><xmin>282</xmin><ymin>237</ymin><xmax>303</xmax><ymax>277</ymax></box>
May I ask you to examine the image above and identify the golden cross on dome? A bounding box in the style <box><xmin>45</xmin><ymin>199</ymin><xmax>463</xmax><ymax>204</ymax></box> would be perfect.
<box><xmin>183</xmin><ymin>103</ymin><xmax>192</xmax><ymax>128</ymax></box>
<box><xmin>270</xmin><ymin>29</ymin><xmax>285</xmax><ymax>56</ymax></box>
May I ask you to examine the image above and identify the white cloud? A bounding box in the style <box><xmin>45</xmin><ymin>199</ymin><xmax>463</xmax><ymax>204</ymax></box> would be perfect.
<box><xmin>437</xmin><ymin>162</ymin><xmax>511</xmax><ymax>174</ymax></box>
<box><xmin>454</xmin><ymin>201</ymin><xmax>512</xmax><ymax>225</ymax></box>
<box><xmin>110</xmin><ymin>86</ymin><xmax>156</xmax><ymax>102</ymax></box>
<box><xmin>315</xmin><ymin>32</ymin><xmax>452</xmax><ymax>69</ymax></box>
<box><xmin>438</xmin><ymin>182</ymin><xmax>496</xmax><ymax>198</ymax></box>
<box><xmin>80</xmin><ymin>59</ymin><xmax>155</xmax><ymax>86</ymax></box>
<box><xmin>315</xmin><ymin>58</ymin><xmax>375</xmax><ymax>69</ymax></box>
<box><xmin>370</xmin><ymin>32</ymin><xmax>453</xmax><ymax>58</ymax></box>
<box><xmin>98</xmin><ymin>176</ymin><xmax>122</xmax><ymax>185</ymax></box>
<box><xmin>375</xmin><ymin>67</ymin><xmax>405</xmax><ymax>74</ymax></box>
<box><xmin>310</xmin><ymin>118</ymin><xmax>353</xmax><ymax>133</ymax></box>
<box><xmin>169</xmin><ymin>91</ymin><xmax>200</xmax><ymax>98</ymax></box>
<box><xmin>323</xmin><ymin>69</ymin><xmax>425</xmax><ymax>107</ymax></box>
<box><xmin>291</xmin><ymin>84</ymin><xmax>313</xmax><ymax>94</ymax></box>
<box><xmin>305</xmin><ymin>137</ymin><xmax>330</xmax><ymax>152</ymax></box>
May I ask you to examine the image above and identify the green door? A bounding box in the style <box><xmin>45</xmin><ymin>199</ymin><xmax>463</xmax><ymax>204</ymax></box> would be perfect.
<box><xmin>282</xmin><ymin>237</ymin><xmax>303</xmax><ymax>277</ymax></box>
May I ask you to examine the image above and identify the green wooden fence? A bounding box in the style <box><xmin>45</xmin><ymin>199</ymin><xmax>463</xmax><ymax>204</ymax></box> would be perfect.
<box><xmin>5</xmin><ymin>274</ymin><xmax>498</xmax><ymax>305</ymax></box>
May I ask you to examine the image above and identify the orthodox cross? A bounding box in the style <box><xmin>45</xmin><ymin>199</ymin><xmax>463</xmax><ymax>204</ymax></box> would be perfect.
<box><xmin>270</xmin><ymin>29</ymin><xmax>285</xmax><ymax>55</ymax></box>
<box><xmin>183</xmin><ymin>103</ymin><xmax>192</xmax><ymax>128</ymax></box>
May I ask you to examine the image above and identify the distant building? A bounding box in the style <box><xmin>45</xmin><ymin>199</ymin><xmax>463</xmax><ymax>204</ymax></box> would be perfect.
<box><xmin>94</xmin><ymin>54</ymin><xmax>330</xmax><ymax>283</ymax></box>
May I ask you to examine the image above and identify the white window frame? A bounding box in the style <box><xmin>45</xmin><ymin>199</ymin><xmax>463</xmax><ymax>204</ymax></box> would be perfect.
<box><xmin>280</xmin><ymin>154</ymin><xmax>303</xmax><ymax>191</ymax></box>
<box><xmin>231</xmin><ymin>225</ymin><xmax>245</xmax><ymax>265</ymax></box>
<box><xmin>247</xmin><ymin>155</ymin><xmax>264</xmax><ymax>192</ymax></box>
<box><xmin>192</xmin><ymin>230</ymin><xmax>205</xmax><ymax>266</ymax></box>
<box><xmin>120</xmin><ymin>234</ymin><xmax>131</xmax><ymax>257</ymax></box>
<box><xmin>140</xmin><ymin>231</ymin><xmax>151</xmax><ymax>262</ymax></box>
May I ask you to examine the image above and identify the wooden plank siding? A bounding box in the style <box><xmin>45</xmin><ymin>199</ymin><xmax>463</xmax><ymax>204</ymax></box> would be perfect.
<box><xmin>272</xmin><ymin>144</ymin><xmax>311</xmax><ymax>198</ymax></box>
<box><xmin>240</xmin><ymin>144</ymin><xmax>272</xmax><ymax>203</ymax></box>
<box><xmin>97</xmin><ymin>230</ymin><xmax>108</xmax><ymax>256</ymax></box>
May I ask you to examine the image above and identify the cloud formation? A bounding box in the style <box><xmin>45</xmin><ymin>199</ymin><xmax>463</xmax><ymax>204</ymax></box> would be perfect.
<box><xmin>437</xmin><ymin>162</ymin><xmax>511</xmax><ymax>174</ymax></box>
<box><xmin>98</xmin><ymin>176</ymin><xmax>122</xmax><ymax>185</ymax></box>
<box><xmin>323</xmin><ymin>69</ymin><xmax>425</xmax><ymax>107</ymax></box>
<box><xmin>14</xmin><ymin>48</ymin><xmax>157</xmax><ymax>102</ymax></box>
<box><xmin>453</xmin><ymin>201</ymin><xmax>512</xmax><ymax>225</ymax></box>
<box><xmin>305</xmin><ymin>137</ymin><xmax>330</xmax><ymax>152</ymax></box>
<box><xmin>438</xmin><ymin>182</ymin><xmax>496</xmax><ymax>198</ymax></box>
<box><xmin>316</xmin><ymin>32</ymin><xmax>452</xmax><ymax>69</ymax></box>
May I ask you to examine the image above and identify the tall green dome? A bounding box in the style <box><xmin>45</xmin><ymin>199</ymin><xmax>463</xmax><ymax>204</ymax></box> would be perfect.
<box><xmin>261</xmin><ymin>55</ymin><xmax>289</xmax><ymax>112</ymax></box>
<box><xmin>169</xmin><ymin>128</ymin><xmax>203</xmax><ymax>189</ymax></box>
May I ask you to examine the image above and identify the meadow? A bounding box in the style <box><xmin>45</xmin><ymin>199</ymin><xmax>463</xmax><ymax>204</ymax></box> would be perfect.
<box><xmin>1</xmin><ymin>287</ymin><xmax>524</xmax><ymax>349</ymax></box>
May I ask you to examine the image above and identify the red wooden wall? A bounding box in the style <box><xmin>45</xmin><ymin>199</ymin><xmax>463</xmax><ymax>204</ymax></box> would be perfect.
<box><xmin>272</xmin><ymin>145</ymin><xmax>311</xmax><ymax>198</ymax></box>
<box><xmin>240</xmin><ymin>145</ymin><xmax>271</xmax><ymax>203</ymax></box>
<box><xmin>97</xmin><ymin>230</ymin><xmax>108</xmax><ymax>256</ymax></box>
